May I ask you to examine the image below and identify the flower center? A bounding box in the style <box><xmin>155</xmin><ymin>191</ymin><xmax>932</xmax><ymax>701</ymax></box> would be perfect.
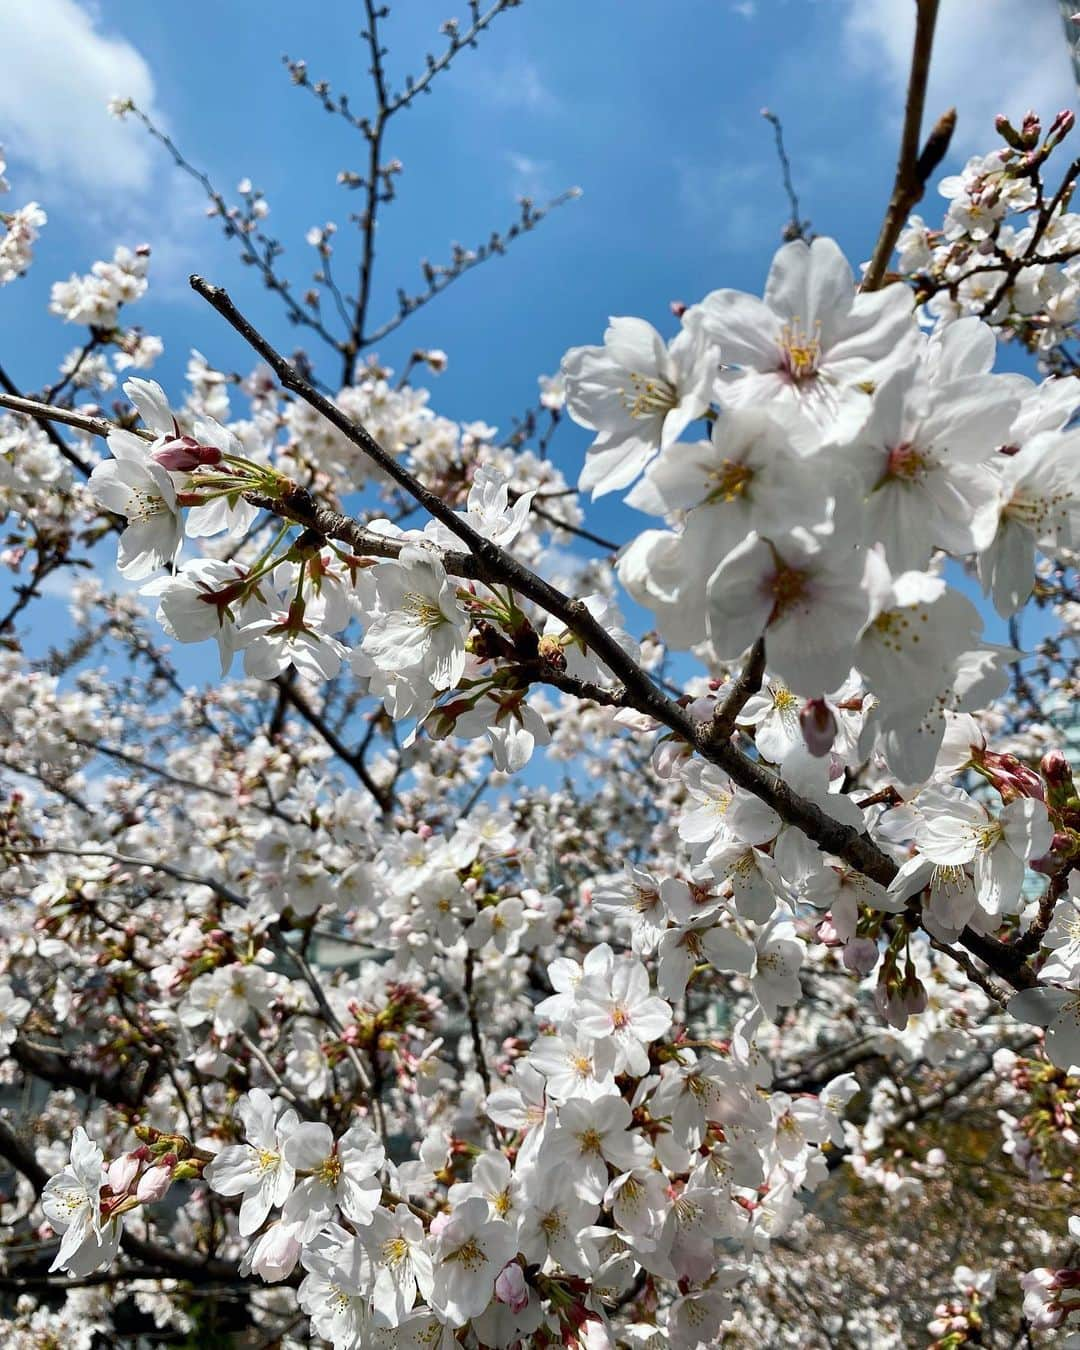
<box><xmin>316</xmin><ymin>1152</ymin><xmax>342</xmax><ymax>1187</ymax></box>
<box><xmin>402</xmin><ymin>592</ymin><xmax>446</xmax><ymax>629</ymax></box>
<box><xmin>772</xmin><ymin>685</ymin><xmax>798</xmax><ymax>712</ymax></box>
<box><xmin>127</xmin><ymin>486</ymin><xmax>167</xmax><ymax>523</ymax></box>
<box><xmin>768</xmin><ymin>563</ymin><xmax>809</xmax><ymax>623</ymax></box>
<box><xmin>705</xmin><ymin>458</ymin><xmax>754</xmax><ymax>505</ymax></box>
<box><xmin>777</xmin><ymin>319</ymin><xmax>822</xmax><ymax>383</ymax></box>
<box><xmin>884</xmin><ymin>442</ymin><xmax>931</xmax><ymax>482</ymax></box>
<box><xmin>382</xmin><ymin>1236</ymin><xmax>410</xmax><ymax>1268</ymax></box>
<box><xmin>632</xmin><ymin>883</ymin><xmax>659</xmax><ymax>914</ymax></box>
<box><xmin>620</xmin><ymin>371</ymin><xmax>677</xmax><ymax>420</ymax></box>
<box><xmin>931</xmin><ymin>863</ymin><xmax>968</xmax><ymax>893</ymax></box>
<box><xmin>578</xmin><ymin>1128</ymin><xmax>604</xmax><ymax>1154</ymax></box>
<box><xmin>445</xmin><ymin>1237</ymin><xmax>486</xmax><ymax>1271</ymax></box>
<box><xmin>872</xmin><ymin>607</ymin><xmax>925</xmax><ymax>652</ymax></box>
<box><xmin>975</xmin><ymin>821</ymin><xmax>1004</xmax><ymax>852</ymax></box>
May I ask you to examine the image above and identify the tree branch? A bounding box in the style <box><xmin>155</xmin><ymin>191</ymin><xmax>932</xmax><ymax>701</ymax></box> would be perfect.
<box><xmin>862</xmin><ymin>0</ymin><xmax>953</xmax><ymax>291</ymax></box>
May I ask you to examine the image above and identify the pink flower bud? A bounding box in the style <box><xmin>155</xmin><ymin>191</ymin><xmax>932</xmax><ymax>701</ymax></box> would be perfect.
<box><xmin>843</xmin><ymin>937</ymin><xmax>880</xmax><ymax>977</ymax></box>
<box><xmin>983</xmin><ymin>751</ymin><xmax>1045</xmax><ymax>802</ymax></box>
<box><xmin>495</xmin><ymin>1261</ymin><xmax>529</xmax><ymax>1313</ymax></box>
<box><xmin>136</xmin><ymin>1163</ymin><xmax>173</xmax><ymax>1203</ymax></box>
<box><xmin>1041</xmin><ymin>749</ymin><xmax>1072</xmax><ymax>787</ymax></box>
<box><xmin>902</xmin><ymin>974</ymin><xmax>928</xmax><ymax>1016</ymax></box>
<box><xmin>799</xmin><ymin>698</ymin><xmax>837</xmax><ymax>757</ymax></box>
<box><xmin>106</xmin><ymin>1151</ymin><xmax>141</xmax><ymax>1194</ymax></box>
<box><xmin>152</xmin><ymin>435</ymin><xmax>223</xmax><ymax>473</ymax></box>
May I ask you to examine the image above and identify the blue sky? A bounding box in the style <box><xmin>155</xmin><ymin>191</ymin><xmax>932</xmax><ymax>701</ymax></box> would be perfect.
<box><xmin>0</xmin><ymin>0</ymin><xmax>1077</xmax><ymax>673</ymax></box>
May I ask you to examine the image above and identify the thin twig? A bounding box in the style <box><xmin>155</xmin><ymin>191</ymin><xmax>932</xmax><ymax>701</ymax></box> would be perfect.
<box><xmin>761</xmin><ymin>110</ymin><xmax>812</xmax><ymax>241</ymax></box>
<box><xmin>862</xmin><ymin>0</ymin><xmax>954</xmax><ymax>291</ymax></box>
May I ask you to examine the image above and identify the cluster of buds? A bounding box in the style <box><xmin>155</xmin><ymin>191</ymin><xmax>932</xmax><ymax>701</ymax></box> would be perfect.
<box><xmin>971</xmin><ymin>745</ymin><xmax>1045</xmax><ymax>803</ymax></box>
<box><xmin>874</xmin><ymin>934</ymin><xmax>927</xmax><ymax>1031</ymax></box>
<box><xmin>103</xmin><ymin>1144</ymin><xmax>179</xmax><ymax>1211</ymax></box>
<box><xmin>994</xmin><ymin>109</ymin><xmax>1077</xmax><ymax>173</ymax></box>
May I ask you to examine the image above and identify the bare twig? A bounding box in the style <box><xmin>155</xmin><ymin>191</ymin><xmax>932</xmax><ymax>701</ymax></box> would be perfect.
<box><xmin>761</xmin><ymin>109</ymin><xmax>812</xmax><ymax>242</ymax></box>
<box><xmin>862</xmin><ymin>0</ymin><xmax>954</xmax><ymax>291</ymax></box>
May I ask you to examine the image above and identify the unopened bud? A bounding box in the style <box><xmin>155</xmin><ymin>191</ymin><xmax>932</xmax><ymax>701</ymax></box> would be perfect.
<box><xmin>1041</xmin><ymin>749</ymin><xmax>1073</xmax><ymax>787</ymax></box>
<box><xmin>152</xmin><ymin>435</ymin><xmax>223</xmax><ymax>473</ymax></box>
<box><xmin>843</xmin><ymin>937</ymin><xmax>880</xmax><ymax>977</ymax></box>
<box><xmin>106</xmin><ymin>1151</ymin><xmax>141</xmax><ymax>1194</ymax></box>
<box><xmin>494</xmin><ymin>1261</ymin><xmax>529</xmax><ymax>1313</ymax></box>
<box><xmin>1021</xmin><ymin>110</ymin><xmax>1042</xmax><ymax>146</ymax></box>
<box><xmin>136</xmin><ymin>1162</ymin><xmax>173</xmax><ymax>1203</ymax></box>
<box><xmin>799</xmin><ymin>698</ymin><xmax>837</xmax><ymax>757</ymax></box>
<box><xmin>996</xmin><ymin>114</ymin><xmax>1025</xmax><ymax>150</ymax></box>
<box><xmin>1047</xmin><ymin>109</ymin><xmax>1076</xmax><ymax>147</ymax></box>
<box><xmin>902</xmin><ymin>972</ymin><xmax>928</xmax><ymax>1016</ymax></box>
<box><xmin>982</xmin><ymin>750</ymin><xmax>1045</xmax><ymax>803</ymax></box>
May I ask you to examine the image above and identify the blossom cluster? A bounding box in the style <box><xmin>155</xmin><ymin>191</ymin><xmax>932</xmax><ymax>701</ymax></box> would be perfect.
<box><xmin>0</xmin><ymin>106</ymin><xmax>1077</xmax><ymax>1348</ymax></box>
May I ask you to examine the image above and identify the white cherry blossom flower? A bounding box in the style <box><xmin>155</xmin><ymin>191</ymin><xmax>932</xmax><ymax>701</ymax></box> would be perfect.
<box><xmin>706</xmin><ymin>527</ymin><xmax>869</xmax><ymax>695</ymax></box>
<box><xmin>1009</xmin><ymin>986</ymin><xmax>1080</xmax><ymax>1073</ymax></box>
<box><xmin>282</xmin><ymin>1120</ymin><xmax>385</xmax><ymax>1240</ymax></box>
<box><xmin>914</xmin><ymin>786</ymin><xmax>1052</xmax><ymax>916</ymax></box>
<box><xmin>0</xmin><ymin>978</ymin><xmax>29</xmax><ymax>1048</ymax></box>
<box><xmin>361</xmin><ymin>545</ymin><xmax>469</xmax><ymax>691</ymax></box>
<box><xmin>204</xmin><ymin>1089</ymin><xmax>299</xmax><ymax>1236</ymax></box>
<box><xmin>428</xmin><ymin>1196</ymin><xmax>518</xmax><ymax>1327</ymax></box>
<box><xmin>752</xmin><ymin>917</ymin><xmax>804</xmax><ymax>1020</ymax></box>
<box><xmin>577</xmin><ymin>956</ymin><xmax>673</xmax><ymax>1075</ymax></box>
<box><xmin>88</xmin><ymin>437</ymin><xmax>183</xmax><ymax>579</ymax></box>
<box><xmin>356</xmin><ymin>1204</ymin><xmax>434</xmax><ymax>1326</ymax></box>
<box><xmin>979</xmin><ymin>428</ymin><xmax>1080</xmax><ymax>616</ymax></box>
<box><xmin>562</xmin><ymin>312</ymin><xmax>718</xmax><ymax>497</ymax></box>
<box><xmin>699</xmin><ymin>236</ymin><xmax>917</xmax><ymax>433</ymax></box>
<box><xmin>42</xmin><ymin>1128</ymin><xmax>122</xmax><ymax>1277</ymax></box>
<box><xmin>839</xmin><ymin>365</ymin><xmax>1017</xmax><ymax>571</ymax></box>
<box><xmin>545</xmin><ymin>1095</ymin><xmax>652</xmax><ymax>1202</ymax></box>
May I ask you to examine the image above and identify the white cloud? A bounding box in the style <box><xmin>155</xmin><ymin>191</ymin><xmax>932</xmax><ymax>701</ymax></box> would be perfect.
<box><xmin>844</xmin><ymin>0</ymin><xmax>1077</xmax><ymax>159</ymax></box>
<box><xmin>506</xmin><ymin>151</ymin><xmax>554</xmax><ymax>199</ymax></box>
<box><xmin>472</xmin><ymin>60</ymin><xmax>557</xmax><ymax>113</ymax></box>
<box><xmin>0</xmin><ymin>0</ymin><xmax>161</xmax><ymax>198</ymax></box>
